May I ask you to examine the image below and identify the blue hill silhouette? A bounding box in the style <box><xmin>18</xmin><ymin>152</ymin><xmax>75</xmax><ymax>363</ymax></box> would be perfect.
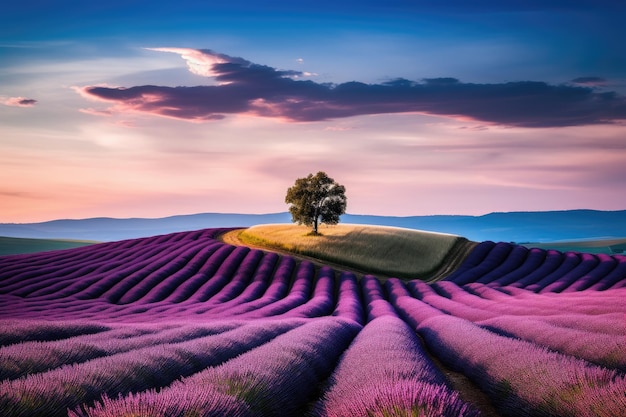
<box><xmin>1</xmin><ymin>209</ymin><xmax>625</xmax><ymax>243</ymax></box>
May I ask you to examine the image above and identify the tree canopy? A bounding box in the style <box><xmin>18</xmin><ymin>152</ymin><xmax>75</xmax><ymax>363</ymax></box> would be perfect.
<box><xmin>285</xmin><ymin>171</ymin><xmax>347</xmax><ymax>234</ymax></box>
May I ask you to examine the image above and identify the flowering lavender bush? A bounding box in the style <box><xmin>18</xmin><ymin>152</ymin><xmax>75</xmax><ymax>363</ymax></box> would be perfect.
<box><xmin>311</xmin><ymin>316</ymin><xmax>481</xmax><ymax>417</ymax></box>
<box><xmin>1</xmin><ymin>319</ymin><xmax>304</xmax><ymax>417</ymax></box>
<box><xmin>331</xmin><ymin>271</ymin><xmax>364</xmax><ymax>324</ymax></box>
<box><xmin>360</xmin><ymin>274</ymin><xmax>399</xmax><ymax>321</ymax></box>
<box><xmin>412</xmin><ymin>314</ymin><xmax>626</xmax><ymax>417</ymax></box>
<box><xmin>0</xmin><ymin>321</ymin><xmax>242</xmax><ymax>380</ymax></box>
<box><xmin>476</xmin><ymin>315</ymin><xmax>626</xmax><ymax>371</ymax></box>
<box><xmin>209</xmin><ymin>255</ymin><xmax>295</xmax><ymax>317</ymax></box>
<box><xmin>74</xmin><ymin>318</ymin><xmax>360</xmax><ymax>417</ymax></box>
<box><xmin>445</xmin><ymin>241</ymin><xmax>626</xmax><ymax>292</ymax></box>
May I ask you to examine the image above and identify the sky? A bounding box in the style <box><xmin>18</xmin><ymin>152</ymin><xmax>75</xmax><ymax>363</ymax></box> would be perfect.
<box><xmin>1</xmin><ymin>0</ymin><xmax>625</xmax><ymax>223</ymax></box>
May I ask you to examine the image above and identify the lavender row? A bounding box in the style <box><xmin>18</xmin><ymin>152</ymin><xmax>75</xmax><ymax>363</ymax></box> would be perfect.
<box><xmin>408</xmin><ymin>279</ymin><xmax>622</xmax><ymax>320</ymax></box>
<box><xmin>0</xmin><ymin>235</ymin><xmax>143</xmax><ymax>277</ymax></box>
<box><xmin>3</xmin><ymin>266</ymin><xmax>621</xmax><ymax>330</ymax></box>
<box><xmin>0</xmin><ymin>229</ymin><xmax>220</xmax><ymax>293</ymax></box>
<box><xmin>360</xmin><ymin>275</ymin><xmax>398</xmax><ymax>321</ymax></box>
<box><xmin>91</xmin><ymin>234</ymin><xmax>233</xmax><ymax>303</ymax></box>
<box><xmin>405</xmin><ymin>281</ymin><xmax>626</xmax><ymax>369</ymax></box>
<box><xmin>152</xmin><ymin>255</ymin><xmax>297</xmax><ymax>320</ymax></box>
<box><xmin>463</xmin><ymin>281</ymin><xmax>626</xmax><ymax>313</ymax></box>
<box><xmin>72</xmin><ymin>317</ymin><xmax>361</xmax><ymax>417</ymax></box>
<box><xmin>408</xmin><ymin>280</ymin><xmax>495</xmax><ymax>321</ymax></box>
<box><xmin>330</xmin><ymin>271</ymin><xmax>365</xmax><ymax>324</ymax></box>
<box><xmin>271</xmin><ymin>265</ymin><xmax>336</xmax><ymax>319</ymax></box>
<box><xmin>391</xmin><ymin>297</ymin><xmax>626</xmax><ymax>417</ymax></box>
<box><xmin>387</xmin><ymin>278</ymin><xmax>625</xmax><ymax>340</ymax></box>
<box><xmin>180</xmin><ymin>252</ymin><xmax>294</xmax><ymax>316</ymax></box>
<box><xmin>175</xmin><ymin>245</ymin><xmax>251</xmax><ymax>304</ymax></box>
<box><xmin>384</xmin><ymin>278</ymin><xmax>447</xmax><ymax>325</ymax></box>
<box><xmin>0</xmin><ymin>319</ymin><xmax>304</xmax><ymax>417</ymax></box>
<box><xmin>476</xmin><ymin>315</ymin><xmax>626</xmax><ymax>372</ymax></box>
<box><xmin>57</xmin><ymin>253</ymin><xmax>295</xmax><ymax>321</ymax></box>
<box><xmin>420</xmin><ymin>281</ymin><xmax>625</xmax><ymax>319</ymax></box>
<box><xmin>200</xmin><ymin>251</ymin><xmax>279</xmax><ymax>315</ymax></box>
<box><xmin>233</xmin><ymin>260</ymin><xmax>314</xmax><ymax>319</ymax></box>
<box><xmin>0</xmin><ymin>229</ymin><xmax>216</xmax><ymax>289</ymax></box>
<box><xmin>0</xmin><ymin>321</ymin><xmax>242</xmax><ymax>380</ymax></box>
<box><xmin>0</xmin><ymin>319</ymin><xmax>110</xmax><ymax>347</ymax></box>
<box><xmin>31</xmin><ymin>239</ymin><xmax>209</xmax><ymax>301</ymax></box>
<box><xmin>191</xmin><ymin>249</ymin><xmax>265</xmax><ymax>307</ymax></box>
<box><xmin>157</xmin><ymin>243</ymin><xmax>238</xmax><ymax>304</ymax></box>
<box><xmin>3</xmin><ymin>237</ymin><xmax>261</xmax><ymax>307</ymax></box>
<box><xmin>435</xmin><ymin>282</ymin><xmax>626</xmax><ymax>334</ymax></box>
<box><xmin>115</xmin><ymin>243</ymin><xmax>248</xmax><ymax>304</ymax></box>
<box><xmin>164</xmin><ymin>259</ymin><xmax>322</xmax><ymax>321</ymax></box>
<box><xmin>444</xmin><ymin>241</ymin><xmax>626</xmax><ymax>292</ymax></box>
<box><xmin>0</xmin><ymin>234</ymin><xmax>213</xmax><ymax>299</ymax></box>
<box><xmin>70</xmin><ymin>386</ymin><xmax>252</xmax><ymax>417</ymax></box>
<box><xmin>311</xmin><ymin>316</ymin><xmax>480</xmax><ymax>417</ymax></box>
<box><xmin>73</xmin><ymin>240</ymin><xmax>224</xmax><ymax>302</ymax></box>
<box><xmin>456</xmin><ymin>281</ymin><xmax>624</xmax><ymax>317</ymax></box>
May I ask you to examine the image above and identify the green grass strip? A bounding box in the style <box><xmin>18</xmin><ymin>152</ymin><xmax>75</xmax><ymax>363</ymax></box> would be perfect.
<box><xmin>239</xmin><ymin>224</ymin><xmax>462</xmax><ymax>279</ymax></box>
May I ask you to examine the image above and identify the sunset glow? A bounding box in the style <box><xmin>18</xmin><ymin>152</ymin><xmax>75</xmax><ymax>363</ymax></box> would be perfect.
<box><xmin>1</xmin><ymin>1</ymin><xmax>625</xmax><ymax>222</ymax></box>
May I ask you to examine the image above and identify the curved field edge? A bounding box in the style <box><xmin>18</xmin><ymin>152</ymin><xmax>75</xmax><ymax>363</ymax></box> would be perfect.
<box><xmin>230</xmin><ymin>223</ymin><xmax>476</xmax><ymax>280</ymax></box>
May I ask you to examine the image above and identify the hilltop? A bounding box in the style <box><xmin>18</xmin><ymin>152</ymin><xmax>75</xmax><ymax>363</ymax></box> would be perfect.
<box><xmin>224</xmin><ymin>224</ymin><xmax>476</xmax><ymax>280</ymax></box>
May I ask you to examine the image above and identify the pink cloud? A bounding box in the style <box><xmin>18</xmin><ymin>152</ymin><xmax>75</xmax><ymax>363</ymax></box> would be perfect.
<box><xmin>77</xmin><ymin>49</ymin><xmax>626</xmax><ymax>127</ymax></box>
<box><xmin>324</xmin><ymin>126</ymin><xmax>353</xmax><ymax>131</ymax></box>
<box><xmin>3</xmin><ymin>96</ymin><xmax>37</xmax><ymax>107</ymax></box>
<box><xmin>570</xmin><ymin>77</ymin><xmax>608</xmax><ymax>86</ymax></box>
<box><xmin>79</xmin><ymin>107</ymin><xmax>114</xmax><ymax>116</ymax></box>
<box><xmin>145</xmin><ymin>47</ymin><xmax>234</xmax><ymax>80</ymax></box>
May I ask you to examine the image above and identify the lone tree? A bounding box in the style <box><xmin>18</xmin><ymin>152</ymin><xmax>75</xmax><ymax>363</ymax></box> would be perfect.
<box><xmin>285</xmin><ymin>171</ymin><xmax>347</xmax><ymax>234</ymax></box>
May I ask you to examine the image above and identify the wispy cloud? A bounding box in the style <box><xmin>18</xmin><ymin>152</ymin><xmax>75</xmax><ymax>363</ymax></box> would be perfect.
<box><xmin>79</xmin><ymin>48</ymin><xmax>626</xmax><ymax>127</ymax></box>
<box><xmin>78</xmin><ymin>107</ymin><xmax>114</xmax><ymax>117</ymax></box>
<box><xmin>570</xmin><ymin>76</ymin><xmax>607</xmax><ymax>86</ymax></box>
<box><xmin>0</xmin><ymin>190</ymin><xmax>28</xmax><ymax>198</ymax></box>
<box><xmin>3</xmin><ymin>96</ymin><xmax>37</xmax><ymax>107</ymax></box>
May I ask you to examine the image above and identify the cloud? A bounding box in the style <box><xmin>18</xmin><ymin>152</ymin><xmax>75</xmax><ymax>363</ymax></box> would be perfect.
<box><xmin>79</xmin><ymin>107</ymin><xmax>114</xmax><ymax>116</ymax></box>
<box><xmin>0</xmin><ymin>190</ymin><xmax>27</xmax><ymax>198</ymax></box>
<box><xmin>571</xmin><ymin>76</ymin><xmax>607</xmax><ymax>86</ymax></box>
<box><xmin>79</xmin><ymin>48</ymin><xmax>626</xmax><ymax>127</ymax></box>
<box><xmin>144</xmin><ymin>47</ymin><xmax>249</xmax><ymax>80</ymax></box>
<box><xmin>3</xmin><ymin>96</ymin><xmax>37</xmax><ymax>107</ymax></box>
<box><xmin>0</xmin><ymin>189</ymin><xmax>46</xmax><ymax>200</ymax></box>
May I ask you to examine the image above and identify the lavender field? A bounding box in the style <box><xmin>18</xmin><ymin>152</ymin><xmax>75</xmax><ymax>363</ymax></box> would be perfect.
<box><xmin>0</xmin><ymin>228</ymin><xmax>624</xmax><ymax>417</ymax></box>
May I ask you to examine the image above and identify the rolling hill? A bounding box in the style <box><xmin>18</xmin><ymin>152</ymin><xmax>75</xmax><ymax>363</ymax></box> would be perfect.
<box><xmin>0</xmin><ymin>225</ymin><xmax>624</xmax><ymax>416</ymax></box>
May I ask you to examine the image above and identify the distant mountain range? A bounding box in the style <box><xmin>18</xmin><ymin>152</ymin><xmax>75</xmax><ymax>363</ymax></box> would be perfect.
<box><xmin>1</xmin><ymin>209</ymin><xmax>625</xmax><ymax>243</ymax></box>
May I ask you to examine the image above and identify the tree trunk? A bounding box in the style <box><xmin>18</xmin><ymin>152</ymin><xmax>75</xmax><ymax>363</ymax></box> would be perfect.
<box><xmin>312</xmin><ymin>204</ymin><xmax>320</xmax><ymax>234</ymax></box>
